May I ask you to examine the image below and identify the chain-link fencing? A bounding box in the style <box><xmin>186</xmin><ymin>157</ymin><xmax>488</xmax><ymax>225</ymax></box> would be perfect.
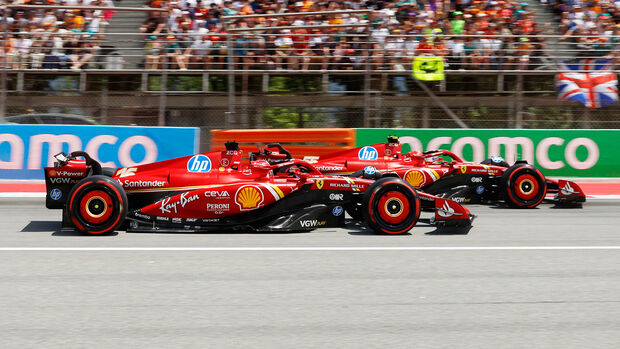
<box><xmin>1</xmin><ymin>5</ymin><xmax>619</xmax><ymax>129</ymax></box>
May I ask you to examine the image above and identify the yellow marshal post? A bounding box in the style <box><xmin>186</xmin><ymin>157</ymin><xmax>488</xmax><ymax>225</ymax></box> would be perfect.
<box><xmin>412</xmin><ymin>57</ymin><xmax>445</xmax><ymax>81</ymax></box>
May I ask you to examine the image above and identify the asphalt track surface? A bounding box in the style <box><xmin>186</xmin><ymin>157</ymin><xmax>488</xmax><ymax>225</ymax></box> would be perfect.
<box><xmin>1</xmin><ymin>198</ymin><xmax>620</xmax><ymax>348</ymax></box>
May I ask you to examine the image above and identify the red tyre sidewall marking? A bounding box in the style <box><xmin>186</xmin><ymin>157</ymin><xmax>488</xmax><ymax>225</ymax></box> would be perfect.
<box><xmin>381</xmin><ymin>184</ymin><xmax>418</xmax><ymax>234</ymax></box>
<box><xmin>377</xmin><ymin>191</ymin><xmax>410</xmax><ymax>224</ymax></box>
<box><xmin>79</xmin><ymin>190</ymin><xmax>113</xmax><ymax>224</ymax></box>
<box><xmin>70</xmin><ymin>180</ymin><xmax>125</xmax><ymax>234</ymax></box>
<box><xmin>513</xmin><ymin>174</ymin><xmax>538</xmax><ymax>201</ymax></box>
<box><xmin>88</xmin><ymin>180</ymin><xmax>125</xmax><ymax>234</ymax></box>
<box><xmin>506</xmin><ymin>167</ymin><xmax>546</xmax><ymax>208</ymax></box>
<box><xmin>69</xmin><ymin>181</ymin><xmax>94</xmax><ymax>231</ymax></box>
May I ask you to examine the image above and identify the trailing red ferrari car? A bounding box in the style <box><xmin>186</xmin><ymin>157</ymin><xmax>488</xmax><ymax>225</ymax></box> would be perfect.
<box><xmin>43</xmin><ymin>142</ymin><xmax>474</xmax><ymax>235</ymax></box>
<box><xmin>260</xmin><ymin>136</ymin><xmax>584</xmax><ymax>210</ymax></box>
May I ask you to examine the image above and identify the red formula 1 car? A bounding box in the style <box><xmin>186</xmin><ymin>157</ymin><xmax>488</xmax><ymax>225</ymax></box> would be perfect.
<box><xmin>43</xmin><ymin>142</ymin><xmax>474</xmax><ymax>235</ymax></box>
<box><xmin>285</xmin><ymin>136</ymin><xmax>585</xmax><ymax>210</ymax></box>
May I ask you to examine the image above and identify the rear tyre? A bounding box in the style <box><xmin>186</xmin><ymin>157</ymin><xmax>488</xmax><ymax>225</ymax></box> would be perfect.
<box><xmin>362</xmin><ymin>177</ymin><xmax>420</xmax><ymax>234</ymax></box>
<box><xmin>502</xmin><ymin>163</ymin><xmax>547</xmax><ymax>208</ymax></box>
<box><xmin>66</xmin><ymin>175</ymin><xmax>128</xmax><ymax>235</ymax></box>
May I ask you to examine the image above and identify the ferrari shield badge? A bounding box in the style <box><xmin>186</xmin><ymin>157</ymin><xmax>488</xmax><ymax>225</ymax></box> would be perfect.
<box><xmin>316</xmin><ymin>180</ymin><xmax>324</xmax><ymax>190</ymax></box>
<box><xmin>460</xmin><ymin>166</ymin><xmax>467</xmax><ymax>174</ymax></box>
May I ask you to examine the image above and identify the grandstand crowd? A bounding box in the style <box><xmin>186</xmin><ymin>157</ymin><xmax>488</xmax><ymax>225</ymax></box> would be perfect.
<box><xmin>0</xmin><ymin>0</ymin><xmax>618</xmax><ymax>70</ymax></box>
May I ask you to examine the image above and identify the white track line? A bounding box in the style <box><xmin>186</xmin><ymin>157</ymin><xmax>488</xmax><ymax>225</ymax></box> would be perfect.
<box><xmin>0</xmin><ymin>193</ymin><xmax>46</xmax><ymax>198</ymax></box>
<box><xmin>1</xmin><ymin>246</ymin><xmax>620</xmax><ymax>251</ymax></box>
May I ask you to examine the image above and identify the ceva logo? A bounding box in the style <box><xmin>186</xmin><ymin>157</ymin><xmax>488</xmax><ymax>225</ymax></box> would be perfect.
<box><xmin>187</xmin><ymin>154</ymin><xmax>211</xmax><ymax>173</ymax></box>
<box><xmin>358</xmin><ymin>146</ymin><xmax>378</xmax><ymax>161</ymax></box>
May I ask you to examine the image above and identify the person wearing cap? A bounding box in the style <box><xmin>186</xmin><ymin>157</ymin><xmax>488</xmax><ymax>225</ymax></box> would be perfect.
<box><xmin>164</xmin><ymin>34</ymin><xmax>188</xmax><ymax>70</ymax></box>
<box><xmin>273</xmin><ymin>29</ymin><xmax>293</xmax><ymax>69</ymax></box>
<box><xmin>516</xmin><ymin>36</ymin><xmax>532</xmax><ymax>69</ymax></box>
<box><xmin>450</xmin><ymin>11</ymin><xmax>465</xmax><ymax>34</ymax></box>
<box><xmin>144</xmin><ymin>35</ymin><xmax>163</xmax><ymax>69</ymax></box>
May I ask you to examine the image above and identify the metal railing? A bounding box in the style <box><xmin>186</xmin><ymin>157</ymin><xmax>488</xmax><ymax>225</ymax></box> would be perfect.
<box><xmin>0</xmin><ymin>32</ymin><xmax>617</xmax><ymax>72</ymax></box>
<box><xmin>1</xmin><ymin>5</ymin><xmax>619</xmax><ymax>127</ymax></box>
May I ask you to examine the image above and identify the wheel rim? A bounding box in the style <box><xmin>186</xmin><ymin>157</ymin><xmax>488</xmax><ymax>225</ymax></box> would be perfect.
<box><xmin>79</xmin><ymin>190</ymin><xmax>114</xmax><ymax>224</ymax></box>
<box><xmin>513</xmin><ymin>174</ymin><xmax>539</xmax><ymax>201</ymax></box>
<box><xmin>377</xmin><ymin>191</ymin><xmax>410</xmax><ymax>224</ymax></box>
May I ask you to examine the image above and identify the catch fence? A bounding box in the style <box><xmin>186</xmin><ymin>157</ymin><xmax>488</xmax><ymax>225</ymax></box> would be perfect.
<box><xmin>0</xmin><ymin>6</ymin><xmax>618</xmax><ymax>128</ymax></box>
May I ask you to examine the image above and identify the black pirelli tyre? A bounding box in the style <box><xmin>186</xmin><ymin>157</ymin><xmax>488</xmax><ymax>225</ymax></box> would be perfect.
<box><xmin>362</xmin><ymin>177</ymin><xmax>421</xmax><ymax>234</ymax></box>
<box><xmin>66</xmin><ymin>175</ymin><xmax>128</xmax><ymax>235</ymax></box>
<box><xmin>502</xmin><ymin>163</ymin><xmax>547</xmax><ymax>208</ymax></box>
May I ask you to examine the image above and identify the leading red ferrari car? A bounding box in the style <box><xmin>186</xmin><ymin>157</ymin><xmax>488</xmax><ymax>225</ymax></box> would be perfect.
<box><xmin>280</xmin><ymin>136</ymin><xmax>584</xmax><ymax>210</ymax></box>
<box><xmin>43</xmin><ymin>141</ymin><xmax>474</xmax><ymax>235</ymax></box>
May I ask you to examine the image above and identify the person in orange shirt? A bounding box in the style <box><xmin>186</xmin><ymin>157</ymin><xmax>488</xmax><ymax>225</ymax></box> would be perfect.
<box><xmin>73</xmin><ymin>11</ymin><xmax>86</xmax><ymax>31</ymax></box>
<box><xmin>329</xmin><ymin>14</ymin><xmax>344</xmax><ymax>25</ymax></box>
<box><xmin>239</xmin><ymin>0</ymin><xmax>253</xmax><ymax>15</ymax></box>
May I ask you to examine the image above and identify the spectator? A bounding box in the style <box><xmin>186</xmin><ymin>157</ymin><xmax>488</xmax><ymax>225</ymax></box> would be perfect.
<box><xmin>273</xmin><ymin>29</ymin><xmax>293</xmax><ymax>69</ymax></box>
<box><xmin>186</xmin><ymin>34</ymin><xmax>212</xmax><ymax>69</ymax></box>
<box><xmin>164</xmin><ymin>34</ymin><xmax>188</xmax><ymax>70</ymax></box>
<box><xmin>144</xmin><ymin>35</ymin><xmax>163</xmax><ymax>69</ymax></box>
<box><xmin>15</xmin><ymin>33</ymin><xmax>34</xmax><ymax>69</ymax></box>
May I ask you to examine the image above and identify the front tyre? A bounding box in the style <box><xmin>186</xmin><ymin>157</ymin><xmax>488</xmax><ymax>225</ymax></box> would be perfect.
<box><xmin>502</xmin><ymin>163</ymin><xmax>547</xmax><ymax>208</ymax></box>
<box><xmin>66</xmin><ymin>175</ymin><xmax>128</xmax><ymax>235</ymax></box>
<box><xmin>362</xmin><ymin>177</ymin><xmax>420</xmax><ymax>234</ymax></box>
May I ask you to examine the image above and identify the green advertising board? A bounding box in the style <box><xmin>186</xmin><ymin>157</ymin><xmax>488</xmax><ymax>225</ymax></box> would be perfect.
<box><xmin>356</xmin><ymin>129</ymin><xmax>620</xmax><ymax>177</ymax></box>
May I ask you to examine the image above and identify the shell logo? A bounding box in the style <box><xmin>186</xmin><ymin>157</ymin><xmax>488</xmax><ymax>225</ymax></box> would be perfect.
<box><xmin>405</xmin><ymin>170</ymin><xmax>425</xmax><ymax>187</ymax></box>
<box><xmin>235</xmin><ymin>185</ymin><xmax>264</xmax><ymax>210</ymax></box>
<box><xmin>49</xmin><ymin>170</ymin><xmax>57</xmax><ymax>176</ymax></box>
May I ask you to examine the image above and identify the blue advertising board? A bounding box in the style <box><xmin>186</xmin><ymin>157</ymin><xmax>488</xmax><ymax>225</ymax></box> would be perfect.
<box><xmin>0</xmin><ymin>125</ymin><xmax>199</xmax><ymax>180</ymax></box>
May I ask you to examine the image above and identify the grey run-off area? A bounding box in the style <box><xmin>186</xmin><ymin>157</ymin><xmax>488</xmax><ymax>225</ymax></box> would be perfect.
<box><xmin>1</xmin><ymin>198</ymin><xmax>620</xmax><ymax>348</ymax></box>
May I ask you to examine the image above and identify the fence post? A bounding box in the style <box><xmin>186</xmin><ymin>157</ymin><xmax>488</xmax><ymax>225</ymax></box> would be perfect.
<box><xmin>241</xmin><ymin>71</ymin><xmax>248</xmax><ymax>127</ymax></box>
<box><xmin>101</xmin><ymin>85</ymin><xmax>108</xmax><ymax>124</ymax></box>
<box><xmin>515</xmin><ymin>74</ymin><xmax>523</xmax><ymax>128</ymax></box>
<box><xmin>582</xmin><ymin>108</ymin><xmax>591</xmax><ymax>129</ymax></box>
<box><xmin>0</xmin><ymin>23</ymin><xmax>7</xmax><ymax>120</ymax></box>
<box><xmin>225</xmin><ymin>32</ymin><xmax>236</xmax><ymax>127</ymax></box>
<box><xmin>363</xmin><ymin>17</ymin><xmax>372</xmax><ymax>128</ymax></box>
<box><xmin>422</xmin><ymin>105</ymin><xmax>430</xmax><ymax>128</ymax></box>
<box><xmin>158</xmin><ymin>57</ymin><xmax>167</xmax><ymax>126</ymax></box>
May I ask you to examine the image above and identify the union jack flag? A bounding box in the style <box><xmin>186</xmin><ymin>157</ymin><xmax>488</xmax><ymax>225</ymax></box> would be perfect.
<box><xmin>556</xmin><ymin>59</ymin><xmax>618</xmax><ymax>109</ymax></box>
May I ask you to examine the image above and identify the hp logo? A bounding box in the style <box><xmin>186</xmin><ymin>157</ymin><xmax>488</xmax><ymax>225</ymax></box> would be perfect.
<box><xmin>332</xmin><ymin>206</ymin><xmax>343</xmax><ymax>216</ymax></box>
<box><xmin>476</xmin><ymin>185</ymin><xmax>485</xmax><ymax>194</ymax></box>
<box><xmin>187</xmin><ymin>155</ymin><xmax>212</xmax><ymax>173</ymax></box>
<box><xmin>50</xmin><ymin>188</ymin><xmax>62</xmax><ymax>200</ymax></box>
<box><xmin>358</xmin><ymin>146</ymin><xmax>378</xmax><ymax>161</ymax></box>
<box><xmin>364</xmin><ymin>166</ymin><xmax>377</xmax><ymax>175</ymax></box>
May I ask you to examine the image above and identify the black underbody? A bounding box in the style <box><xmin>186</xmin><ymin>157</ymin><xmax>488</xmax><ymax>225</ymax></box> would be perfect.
<box><xmin>124</xmin><ymin>184</ymin><xmax>359</xmax><ymax>232</ymax></box>
<box><xmin>421</xmin><ymin>173</ymin><xmax>503</xmax><ymax>205</ymax></box>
